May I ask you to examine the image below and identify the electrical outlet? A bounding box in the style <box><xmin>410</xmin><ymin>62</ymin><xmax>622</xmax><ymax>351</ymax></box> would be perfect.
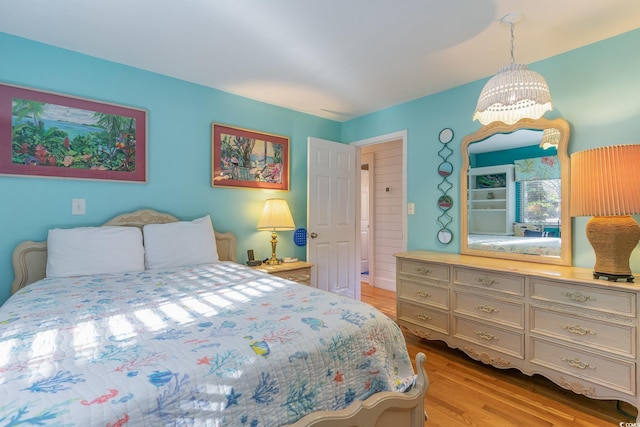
<box><xmin>72</xmin><ymin>199</ymin><xmax>86</xmax><ymax>215</ymax></box>
<box><xmin>407</xmin><ymin>202</ymin><xmax>415</xmax><ymax>215</ymax></box>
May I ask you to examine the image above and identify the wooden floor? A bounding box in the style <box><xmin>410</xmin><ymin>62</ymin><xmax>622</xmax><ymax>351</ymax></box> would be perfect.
<box><xmin>361</xmin><ymin>284</ymin><xmax>638</xmax><ymax>427</ymax></box>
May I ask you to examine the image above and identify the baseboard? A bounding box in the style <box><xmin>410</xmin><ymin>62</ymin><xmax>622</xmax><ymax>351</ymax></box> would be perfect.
<box><xmin>372</xmin><ymin>277</ymin><xmax>396</xmax><ymax>292</ymax></box>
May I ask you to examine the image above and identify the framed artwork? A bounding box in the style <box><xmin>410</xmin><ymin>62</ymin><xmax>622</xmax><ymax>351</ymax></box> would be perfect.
<box><xmin>211</xmin><ymin>123</ymin><xmax>289</xmax><ymax>190</ymax></box>
<box><xmin>0</xmin><ymin>83</ymin><xmax>147</xmax><ymax>182</ymax></box>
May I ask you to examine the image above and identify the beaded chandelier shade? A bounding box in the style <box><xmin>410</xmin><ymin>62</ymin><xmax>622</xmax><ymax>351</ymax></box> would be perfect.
<box><xmin>473</xmin><ymin>13</ymin><xmax>553</xmax><ymax>125</ymax></box>
<box><xmin>539</xmin><ymin>127</ymin><xmax>561</xmax><ymax>150</ymax></box>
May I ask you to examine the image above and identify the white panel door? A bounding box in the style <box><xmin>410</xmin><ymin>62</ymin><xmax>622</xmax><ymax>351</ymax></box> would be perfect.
<box><xmin>307</xmin><ymin>137</ymin><xmax>358</xmax><ymax>299</ymax></box>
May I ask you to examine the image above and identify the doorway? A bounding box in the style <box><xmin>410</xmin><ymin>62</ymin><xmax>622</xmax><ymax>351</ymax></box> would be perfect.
<box><xmin>353</xmin><ymin>130</ymin><xmax>407</xmax><ymax>292</ymax></box>
<box><xmin>360</xmin><ymin>154</ymin><xmax>373</xmax><ymax>284</ymax></box>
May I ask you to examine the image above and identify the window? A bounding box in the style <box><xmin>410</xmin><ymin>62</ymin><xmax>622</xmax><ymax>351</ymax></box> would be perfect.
<box><xmin>519</xmin><ymin>179</ymin><xmax>561</xmax><ymax>225</ymax></box>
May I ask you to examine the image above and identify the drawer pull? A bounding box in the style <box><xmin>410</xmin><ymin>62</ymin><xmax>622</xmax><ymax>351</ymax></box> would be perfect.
<box><xmin>561</xmin><ymin>291</ymin><xmax>596</xmax><ymax>303</ymax></box>
<box><xmin>415</xmin><ymin>290</ymin><xmax>432</xmax><ymax>298</ymax></box>
<box><xmin>415</xmin><ymin>313</ymin><xmax>432</xmax><ymax>321</ymax></box>
<box><xmin>476</xmin><ymin>276</ymin><xmax>497</xmax><ymax>286</ymax></box>
<box><xmin>416</xmin><ymin>267</ymin><xmax>431</xmax><ymax>275</ymax></box>
<box><xmin>476</xmin><ymin>304</ymin><xmax>499</xmax><ymax>314</ymax></box>
<box><xmin>561</xmin><ymin>324</ymin><xmax>596</xmax><ymax>336</ymax></box>
<box><xmin>475</xmin><ymin>330</ymin><xmax>499</xmax><ymax>341</ymax></box>
<box><xmin>561</xmin><ymin>356</ymin><xmax>595</xmax><ymax>370</ymax></box>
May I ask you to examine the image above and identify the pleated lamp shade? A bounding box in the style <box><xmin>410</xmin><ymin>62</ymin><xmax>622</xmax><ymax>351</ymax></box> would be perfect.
<box><xmin>570</xmin><ymin>144</ymin><xmax>640</xmax><ymax>281</ymax></box>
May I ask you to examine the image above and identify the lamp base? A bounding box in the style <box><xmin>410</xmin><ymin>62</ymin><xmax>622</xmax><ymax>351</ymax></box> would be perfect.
<box><xmin>266</xmin><ymin>231</ymin><xmax>281</xmax><ymax>265</ymax></box>
<box><xmin>593</xmin><ymin>271</ymin><xmax>635</xmax><ymax>283</ymax></box>
<box><xmin>586</xmin><ymin>216</ymin><xmax>640</xmax><ymax>283</ymax></box>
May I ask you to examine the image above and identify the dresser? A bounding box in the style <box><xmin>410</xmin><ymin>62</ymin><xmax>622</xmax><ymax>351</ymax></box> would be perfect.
<box><xmin>252</xmin><ymin>261</ymin><xmax>313</xmax><ymax>285</ymax></box>
<box><xmin>395</xmin><ymin>250</ymin><xmax>640</xmax><ymax>418</ymax></box>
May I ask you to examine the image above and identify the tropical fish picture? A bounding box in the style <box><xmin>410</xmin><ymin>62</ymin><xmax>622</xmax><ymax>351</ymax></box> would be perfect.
<box><xmin>0</xmin><ymin>83</ymin><xmax>147</xmax><ymax>182</ymax></box>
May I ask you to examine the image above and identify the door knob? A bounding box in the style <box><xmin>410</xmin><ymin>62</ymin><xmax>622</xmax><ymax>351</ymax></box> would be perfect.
<box><xmin>310</xmin><ymin>232</ymin><xmax>318</xmax><ymax>238</ymax></box>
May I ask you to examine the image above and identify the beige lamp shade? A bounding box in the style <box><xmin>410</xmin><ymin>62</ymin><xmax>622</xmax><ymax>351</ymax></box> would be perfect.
<box><xmin>257</xmin><ymin>199</ymin><xmax>295</xmax><ymax>231</ymax></box>
<box><xmin>257</xmin><ymin>198</ymin><xmax>295</xmax><ymax>265</ymax></box>
<box><xmin>570</xmin><ymin>144</ymin><xmax>640</xmax><ymax>217</ymax></box>
<box><xmin>570</xmin><ymin>144</ymin><xmax>640</xmax><ymax>282</ymax></box>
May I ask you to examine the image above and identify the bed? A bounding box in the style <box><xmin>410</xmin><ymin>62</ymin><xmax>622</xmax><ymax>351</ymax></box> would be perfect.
<box><xmin>467</xmin><ymin>233</ymin><xmax>561</xmax><ymax>257</ymax></box>
<box><xmin>2</xmin><ymin>209</ymin><xmax>428</xmax><ymax>427</ymax></box>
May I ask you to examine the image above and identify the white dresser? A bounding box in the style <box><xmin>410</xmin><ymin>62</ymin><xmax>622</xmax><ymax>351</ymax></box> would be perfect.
<box><xmin>395</xmin><ymin>250</ymin><xmax>640</xmax><ymax>418</ymax></box>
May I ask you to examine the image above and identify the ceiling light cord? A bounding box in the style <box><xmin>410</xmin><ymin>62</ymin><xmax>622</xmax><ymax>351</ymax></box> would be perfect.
<box><xmin>509</xmin><ymin>22</ymin><xmax>516</xmax><ymax>65</ymax></box>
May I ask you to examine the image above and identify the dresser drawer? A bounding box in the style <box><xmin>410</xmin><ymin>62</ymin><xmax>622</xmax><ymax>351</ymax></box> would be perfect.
<box><xmin>397</xmin><ymin>259</ymin><xmax>449</xmax><ymax>283</ymax></box>
<box><xmin>530</xmin><ymin>337</ymin><xmax>635</xmax><ymax>395</ymax></box>
<box><xmin>453</xmin><ymin>316</ymin><xmax>524</xmax><ymax>358</ymax></box>
<box><xmin>270</xmin><ymin>268</ymin><xmax>311</xmax><ymax>285</ymax></box>
<box><xmin>530</xmin><ymin>278</ymin><xmax>635</xmax><ymax>317</ymax></box>
<box><xmin>397</xmin><ymin>301</ymin><xmax>449</xmax><ymax>335</ymax></box>
<box><xmin>398</xmin><ymin>279</ymin><xmax>449</xmax><ymax>310</ymax></box>
<box><xmin>453</xmin><ymin>267</ymin><xmax>524</xmax><ymax>296</ymax></box>
<box><xmin>530</xmin><ymin>307</ymin><xmax>635</xmax><ymax>357</ymax></box>
<box><xmin>454</xmin><ymin>291</ymin><xmax>524</xmax><ymax>329</ymax></box>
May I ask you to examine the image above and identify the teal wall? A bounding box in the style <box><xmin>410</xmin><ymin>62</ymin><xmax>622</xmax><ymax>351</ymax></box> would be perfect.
<box><xmin>2</xmin><ymin>28</ymin><xmax>640</xmax><ymax>305</ymax></box>
<box><xmin>0</xmin><ymin>32</ymin><xmax>341</xmax><ymax>304</ymax></box>
<box><xmin>342</xmin><ymin>28</ymin><xmax>640</xmax><ymax>273</ymax></box>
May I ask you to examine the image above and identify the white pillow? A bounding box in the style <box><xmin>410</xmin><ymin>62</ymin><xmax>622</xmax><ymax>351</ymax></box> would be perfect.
<box><xmin>143</xmin><ymin>215</ymin><xmax>219</xmax><ymax>269</ymax></box>
<box><xmin>46</xmin><ymin>226</ymin><xmax>145</xmax><ymax>278</ymax></box>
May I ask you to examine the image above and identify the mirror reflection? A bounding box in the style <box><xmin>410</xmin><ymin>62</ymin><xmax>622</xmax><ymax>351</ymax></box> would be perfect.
<box><xmin>438</xmin><ymin>195</ymin><xmax>453</xmax><ymax>210</ymax></box>
<box><xmin>438</xmin><ymin>229</ymin><xmax>453</xmax><ymax>244</ymax></box>
<box><xmin>460</xmin><ymin>118</ymin><xmax>571</xmax><ymax>266</ymax></box>
<box><xmin>438</xmin><ymin>161</ymin><xmax>453</xmax><ymax>177</ymax></box>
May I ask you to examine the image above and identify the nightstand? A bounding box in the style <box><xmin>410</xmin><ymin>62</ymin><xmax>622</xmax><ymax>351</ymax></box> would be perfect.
<box><xmin>253</xmin><ymin>261</ymin><xmax>313</xmax><ymax>285</ymax></box>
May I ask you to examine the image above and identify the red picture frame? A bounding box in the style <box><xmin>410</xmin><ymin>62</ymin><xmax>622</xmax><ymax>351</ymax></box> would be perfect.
<box><xmin>211</xmin><ymin>123</ymin><xmax>289</xmax><ymax>190</ymax></box>
<box><xmin>0</xmin><ymin>83</ymin><xmax>147</xmax><ymax>182</ymax></box>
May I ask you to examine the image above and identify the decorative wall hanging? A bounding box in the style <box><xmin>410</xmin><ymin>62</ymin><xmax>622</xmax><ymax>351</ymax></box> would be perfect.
<box><xmin>437</xmin><ymin>128</ymin><xmax>454</xmax><ymax>244</ymax></box>
<box><xmin>0</xmin><ymin>83</ymin><xmax>147</xmax><ymax>182</ymax></box>
<box><xmin>211</xmin><ymin>123</ymin><xmax>289</xmax><ymax>190</ymax></box>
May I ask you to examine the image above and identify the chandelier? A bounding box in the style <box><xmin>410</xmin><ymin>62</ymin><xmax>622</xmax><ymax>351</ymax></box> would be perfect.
<box><xmin>473</xmin><ymin>13</ymin><xmax>553</xmax><ymax>125</ymax></box>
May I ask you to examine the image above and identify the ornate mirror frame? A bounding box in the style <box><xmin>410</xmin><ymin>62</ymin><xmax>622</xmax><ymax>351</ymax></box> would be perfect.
<box><xmin>460</xmin><ymin>117</ymin><xmax>572</xmax><ymax>266</ymax></box>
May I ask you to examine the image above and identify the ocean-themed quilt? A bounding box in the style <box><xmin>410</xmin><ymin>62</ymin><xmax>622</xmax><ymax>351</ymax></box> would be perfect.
<box><xmin>468</xmin><ymin>234</ymin><xmax>561</xmax><ymax>256</ymax></box>
<box><xmin>0</xmin><ymin>262</ymin><xmax>416</xmax><ymax>426</ymax></box>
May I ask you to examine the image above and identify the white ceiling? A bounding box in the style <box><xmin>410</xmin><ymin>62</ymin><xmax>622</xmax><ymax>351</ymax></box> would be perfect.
<box><xmin>1</xmin><ymin>0</ymin><xmax>639</xmax><ymax>121</ymax></box>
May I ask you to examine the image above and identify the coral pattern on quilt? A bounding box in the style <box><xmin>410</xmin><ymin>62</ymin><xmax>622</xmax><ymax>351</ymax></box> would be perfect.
<box><xmin>0</xmin><ymin>262</ymin><xmax>415</xmax><ymax>426</ymax></box>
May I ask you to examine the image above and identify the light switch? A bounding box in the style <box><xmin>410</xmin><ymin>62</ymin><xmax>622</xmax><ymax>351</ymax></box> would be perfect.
<box><xmin>408</xmin><ymin>203</ymin><xmax>415</xmax><ymax>215</ymax></box>
<box><xmin>72</xmin><ymin>198</ymin><xmax>86</xmax><ymax>215</ymax></box>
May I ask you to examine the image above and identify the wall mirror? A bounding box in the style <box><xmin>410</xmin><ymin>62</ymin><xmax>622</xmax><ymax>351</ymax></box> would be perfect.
<box><xmin>460</xmin><ymin>118</ymin><xmax>572</xmax><ymax>265</ymax></box>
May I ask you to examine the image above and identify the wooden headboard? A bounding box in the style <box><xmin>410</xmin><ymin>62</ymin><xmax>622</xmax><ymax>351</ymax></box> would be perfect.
<box><xmin>10</xmin><ymin>209</ymin><xmax>237</xmax><ymax>295</ymax></box>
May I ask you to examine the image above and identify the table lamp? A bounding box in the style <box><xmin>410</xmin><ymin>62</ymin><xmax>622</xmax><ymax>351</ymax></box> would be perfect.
<box><xmin>257</xmin><ymin>198</ymin><xmax>295</xmax><ymax>265</ymax></box>
<box><xmin>570</xmin><ymin>144</ymin><xmax>640</xmax><ymax>282</ymax></box>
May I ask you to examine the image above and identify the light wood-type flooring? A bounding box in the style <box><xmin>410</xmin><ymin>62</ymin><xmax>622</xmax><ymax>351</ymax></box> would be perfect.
<box><xmin>361</xmin><ymin>283</ymin><xmax>638</xmax><ymax>426</ymax></box>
